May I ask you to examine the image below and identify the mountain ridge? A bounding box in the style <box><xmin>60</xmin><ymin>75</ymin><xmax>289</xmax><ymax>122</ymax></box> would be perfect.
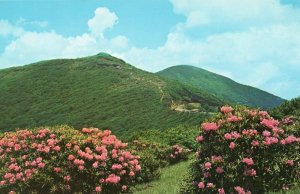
<box><xmin>157</xmin><ymin>65</ymin><xmax>284</xmax><ymax>109</ymax></box>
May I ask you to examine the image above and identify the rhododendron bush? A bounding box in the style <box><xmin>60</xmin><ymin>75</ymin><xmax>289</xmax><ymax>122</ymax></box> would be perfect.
<box><xmin>188</xmin><ymin>106</ymin><xmax>300</xmax><ymax>194</ymax></box>
<box><xmin>168</xmin><ymin>144</ymin><xmax>190</xmax><ymax>164</ymax></box>
<box><xmin>0</xmin><ymin>126</ymin><xmax>140</xmax><ymax>194</ymax></box>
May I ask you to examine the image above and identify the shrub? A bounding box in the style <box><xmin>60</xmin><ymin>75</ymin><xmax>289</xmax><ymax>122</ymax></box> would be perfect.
<box><xmin>188</xmin><ymin>106</ymin><xmax>300</xmax><ymax>194</ymax></box>
<box><xmin>168</xmin><ymin>145</ymin><xmax>190</xmax><ymax>164</ymax></box>
<box><xmin>0</xmin><ymin>126</ymin><xmax>140</xmax><ymax>194</ymax></box>
<box><xmin>128</xmin><ymin>140</ymin><xmax>169</xmax><ymax>183</ymax></box>
<box><xmin>126</xmin><ymin>125</ymin><xmax>199</xmax><ymax>151</ymax></box>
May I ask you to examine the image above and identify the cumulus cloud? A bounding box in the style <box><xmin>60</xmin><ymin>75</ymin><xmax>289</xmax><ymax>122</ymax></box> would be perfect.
<box><xmin>16</xmin><ymin>17</ymin><xmax>49</xmax><ymax>28</ymax></box>
<box><xmin>88</xmin><ymin>7</ymin><xmax>118</xmax><ymax>37</ymax></box>
<box><xmin>0</xmin><ymin>20</ymin><xmax>24</xmax><ymax>37</ymax></box>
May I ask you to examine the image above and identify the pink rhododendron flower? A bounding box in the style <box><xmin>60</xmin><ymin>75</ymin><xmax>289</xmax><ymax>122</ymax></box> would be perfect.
<box><xmin>78</xmin><ymin>165</ymin><xmax>84</xmax><ymax>171</ymax></box>
<box><xmin>106</xmin><ymin>174</ymin><xmax>120</xmax><ymax>184</ymax></box>
<box><xmin>234</xmin><ymin>186</ymin><xmax>245</xmax><ymax>194</ymax></box>
<box><xmin>224</xmin><ymin>133</ymin><xmax>232</xmax><ymax>140</ymax></box>
<box><xmin>229</xmin><ymin>142</ymin><xmax>236</xmax><ymax>149</ymax></box>
<box><xmin>129</xmin><ymin>171</ymin><xmax>135</xmax><ymax>176</ymax></box>
<box><xmin>259</xmin><ymin>111</ymin><xmax>269</xmax><ymax>117</ymax></box>
<box><xmin>286</xmin><ymin>160</ymin><xmax>294</xmax><ymax>166</ymax></box>
<box><xmin>242</xmin><ymin>158</ymin><xmax>254</xmax><ymax>166</ymax></box>
<box><xmin>93</xmin><ymin>162</ymin><xmax>99</xmax><ymax>168</ymax></box>
<box><xmin>218</xmin><ymin>188</ymin><xmax>225</xmax><ymax>194</ymax></box>
<box><xmin>261</xmin><ymin>119</ymin><xmax>279</xmax><ymax>129</ymax></box>
<box><xmin>202</xmin><ymin>122</ymin><xmax>219</xmax><ymax>131</ymax></box>
<box><xmin>251</xmin><ymin>140</ymin><xmax>259</xmax><ymax>147</ymax></box>
<box><xmin>221</xmin><ymin>105</ymin><xmax>233</xmax><ymax>113</ymax></box>
<box><xmin>231</xmin><ymin>131</ymin><xmax>241</xmax><ymax>139</ymax></box>
<box><xmin>54</xmin><ymin>167</ymin><xmax>61</xmax><ymax>173</ymax></box>
<box><xmin>244</xmin><ymin>168</ymin><xmax>256</xmax><ymax>176</ymax></box>
<box><xmin>196</xmin><ymin>135</ymin><xmax>204</xmax><ymax>142</ymax></box>
<box><xmin>122</xmin><ymin>185</ymin><xmax>128</xmax><ymax>191</ymax></box>
<box><xmin>67</xmin><ymin>154</ymin><xmax>75</xmax><ymax>161</ymax></box>
<box><xmin>204</xmin><ymin>172</ymin><xmax>211</xmax><ymax>178</ymax></box>
<box><xmin>64</xmin><ymin>176</ymin><xmax>71</xmax><ymax>182</ymax></box>
<box><xmin>227</xmin><ymin>116</ymin><xmax>241</xmax><ymax>122</ymax></box>
<box><xmin>216</xmin><ymin>167</ymin><xmax>224</xmax><ymax>174</ymax></box>
<box><xmin>95</xmin><ymin>186</ymin><xmax>101</xmax><ymax>192</ymax></box>
<box><xmin>198</xmin><ymin>182</ymin><xmax>205</xmax><ymax>189</ymax></box>
<box><xmin>204</xmin><ymin>162</ymin><xmax>212</xmax><ymax>169</ymax></box>
<box><xmin>262</xmin><ymin>130</ymin><xmax>271</xmax><ymax>137</ymax></box>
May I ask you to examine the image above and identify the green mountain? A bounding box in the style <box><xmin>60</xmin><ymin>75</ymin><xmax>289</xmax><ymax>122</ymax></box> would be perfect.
<box><xmin>0</xmin><ymin>53</ymin><xmax>223</xmax><ymax>135</ymax></box>
<box><xmin>157</xmin><ymin>65</ymin><xmax>284</xmax><ymax>109</ymax></box>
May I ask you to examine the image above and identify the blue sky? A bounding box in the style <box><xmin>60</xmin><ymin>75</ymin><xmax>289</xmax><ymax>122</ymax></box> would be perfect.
<box><xmin>1</xmin><ymin>0</ymin><xmax>300</xmax><ymax>99</ymax></box>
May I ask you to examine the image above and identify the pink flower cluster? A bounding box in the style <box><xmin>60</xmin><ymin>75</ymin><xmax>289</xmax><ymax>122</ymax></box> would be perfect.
<box><xmin>201</xmin><ymin>122</ymin><xmax>219</xmax><ymax>132</ymax></box>
<box><xmin>221</xmin><ymin>105</ymin><xmax>233</xmax><ymax>113</ymax></box>
<box><xmin>169</xmin><ymin>144</ymin><xmax>189</xmax><ymax>162</ymax></box>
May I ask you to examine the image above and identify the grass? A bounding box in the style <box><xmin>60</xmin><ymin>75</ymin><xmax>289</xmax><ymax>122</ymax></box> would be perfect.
<box><xmin>133</xmin><ymin>158</ymin><xmax>194</xmax><ymax>194</ymax></box>
<box><xmin>269</xmin><ymin>188</ymin><xmax>300</xmax><ymax>194</ymax></box>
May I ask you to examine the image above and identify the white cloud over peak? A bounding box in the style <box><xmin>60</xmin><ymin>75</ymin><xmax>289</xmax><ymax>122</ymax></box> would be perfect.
<box><xmin>88</xmin><ymin>7</ymin><xmax>118</xmax><ymax>37</ymax></box>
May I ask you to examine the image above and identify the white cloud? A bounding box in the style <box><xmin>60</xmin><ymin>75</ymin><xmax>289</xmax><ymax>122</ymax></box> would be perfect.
<box><xmin>0</xmin><ymin>20</ymin><xmax>24</xmax><ymax>37</ymax></box>
<box><xmin>17</xmin><ymin>17</ymin><xmax>48</xmax><ymax>28</ymax></box>
<box><xmin>88</xmin><ymin>7</ymin><xmax>118</xmax><ymax>37</ymax></box>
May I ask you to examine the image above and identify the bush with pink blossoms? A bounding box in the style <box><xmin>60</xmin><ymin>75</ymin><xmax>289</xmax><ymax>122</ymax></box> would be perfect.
<box><xmin>0</xmin><ymin>125</ymin><xmax>140</xmax><ymax>194</ymax></box>
<box><xmin>168</xmin><ymin>144</ymin><xmax>190</xmax><ymax>164</ymax></box>
<box><xmin>182</xmin><ymin>106</ymin><xmax>300</xmax><ymax>194</ymax></box>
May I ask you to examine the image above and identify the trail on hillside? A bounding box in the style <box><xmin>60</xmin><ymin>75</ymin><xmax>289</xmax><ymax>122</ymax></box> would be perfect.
<box><xmin>133</xmin><ymin>159</ymin><xmax>193</xmax><ymax>194</ymax></box>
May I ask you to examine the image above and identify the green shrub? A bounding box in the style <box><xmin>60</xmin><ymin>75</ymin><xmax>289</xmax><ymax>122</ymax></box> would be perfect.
<box><xmin>128</xmin><ymin>140</ymin><xmax>169</xmax><ymax>183</ymax></box>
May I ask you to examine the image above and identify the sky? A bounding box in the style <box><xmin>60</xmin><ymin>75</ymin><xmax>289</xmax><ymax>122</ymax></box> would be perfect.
<box><xmin>0</xmin><ymin>0</ymin><xmax>300</xmax><ymax>99</ymax></box>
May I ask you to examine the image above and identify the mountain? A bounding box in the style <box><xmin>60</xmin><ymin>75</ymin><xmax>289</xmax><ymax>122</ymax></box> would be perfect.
<box><xmin>157</xmin><ymin>65</ymin><xmax>284</xmax><ymax>109</ymax></box>
<box><xmin>0</xmin><ymin>53</ymin><xmax>223</xmax><ymax>135</ymax></box>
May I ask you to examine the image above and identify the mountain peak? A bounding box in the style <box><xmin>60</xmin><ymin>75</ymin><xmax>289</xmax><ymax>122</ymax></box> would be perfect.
<box><xmin>95</xmin><ymin>52</ymin><xmax>112</xmax><ymax>58</ymax></box>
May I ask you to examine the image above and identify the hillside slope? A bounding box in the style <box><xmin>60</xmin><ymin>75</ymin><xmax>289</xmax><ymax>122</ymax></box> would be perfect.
<box><xmin>157</xmin><ymin>65</ymin><xmax>284</xmax><ymax>109</ymax></box>
<box><xmin>0</xmin><ymin>53</ymin><xmax>223</xmax><ymax>134</ymax></box>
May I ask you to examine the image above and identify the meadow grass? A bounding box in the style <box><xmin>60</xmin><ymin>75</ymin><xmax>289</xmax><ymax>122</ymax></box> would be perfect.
<box><xmin>133</xmin><ymin>158</ymin><xmax>193</xmax><ymax>194</ymax></box>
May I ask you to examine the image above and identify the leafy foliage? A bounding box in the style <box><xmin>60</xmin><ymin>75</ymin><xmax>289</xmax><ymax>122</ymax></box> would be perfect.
<box><xmin>125</xmin><ymin>125</ymin><xmax>199</xmax><ymax>150</ymax></box>
<box><xmin>157</xmin><ymin>65</ymin><xmax>284</xmax><ymax>109</ymax></box>
<box><xmin>271</xmin><ymin>97</ymin><xmax>300</xmax><ymax>118</ymax></box>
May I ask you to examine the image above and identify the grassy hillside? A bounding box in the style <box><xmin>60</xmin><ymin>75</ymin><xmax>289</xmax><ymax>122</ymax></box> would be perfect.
<box><xmin>0</xmin><ymin>53</ymin><xmax>223</xmax><ymax>134</ymax></box>
<box><xmin>157</xmin><ymin>65</ymin><xmax>284</xmax><ymax>109</ymax></box>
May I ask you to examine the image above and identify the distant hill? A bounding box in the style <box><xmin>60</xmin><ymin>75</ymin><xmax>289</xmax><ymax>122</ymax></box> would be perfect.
<box><xmin>0</xmin><ymin>53</ymin><xmax>223</xmax><ymax>134</ymax></box>
<box><xmin>157</xmin><ymin>65</ymin><xmax>284</xmax><ymax>109</ymax></box>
